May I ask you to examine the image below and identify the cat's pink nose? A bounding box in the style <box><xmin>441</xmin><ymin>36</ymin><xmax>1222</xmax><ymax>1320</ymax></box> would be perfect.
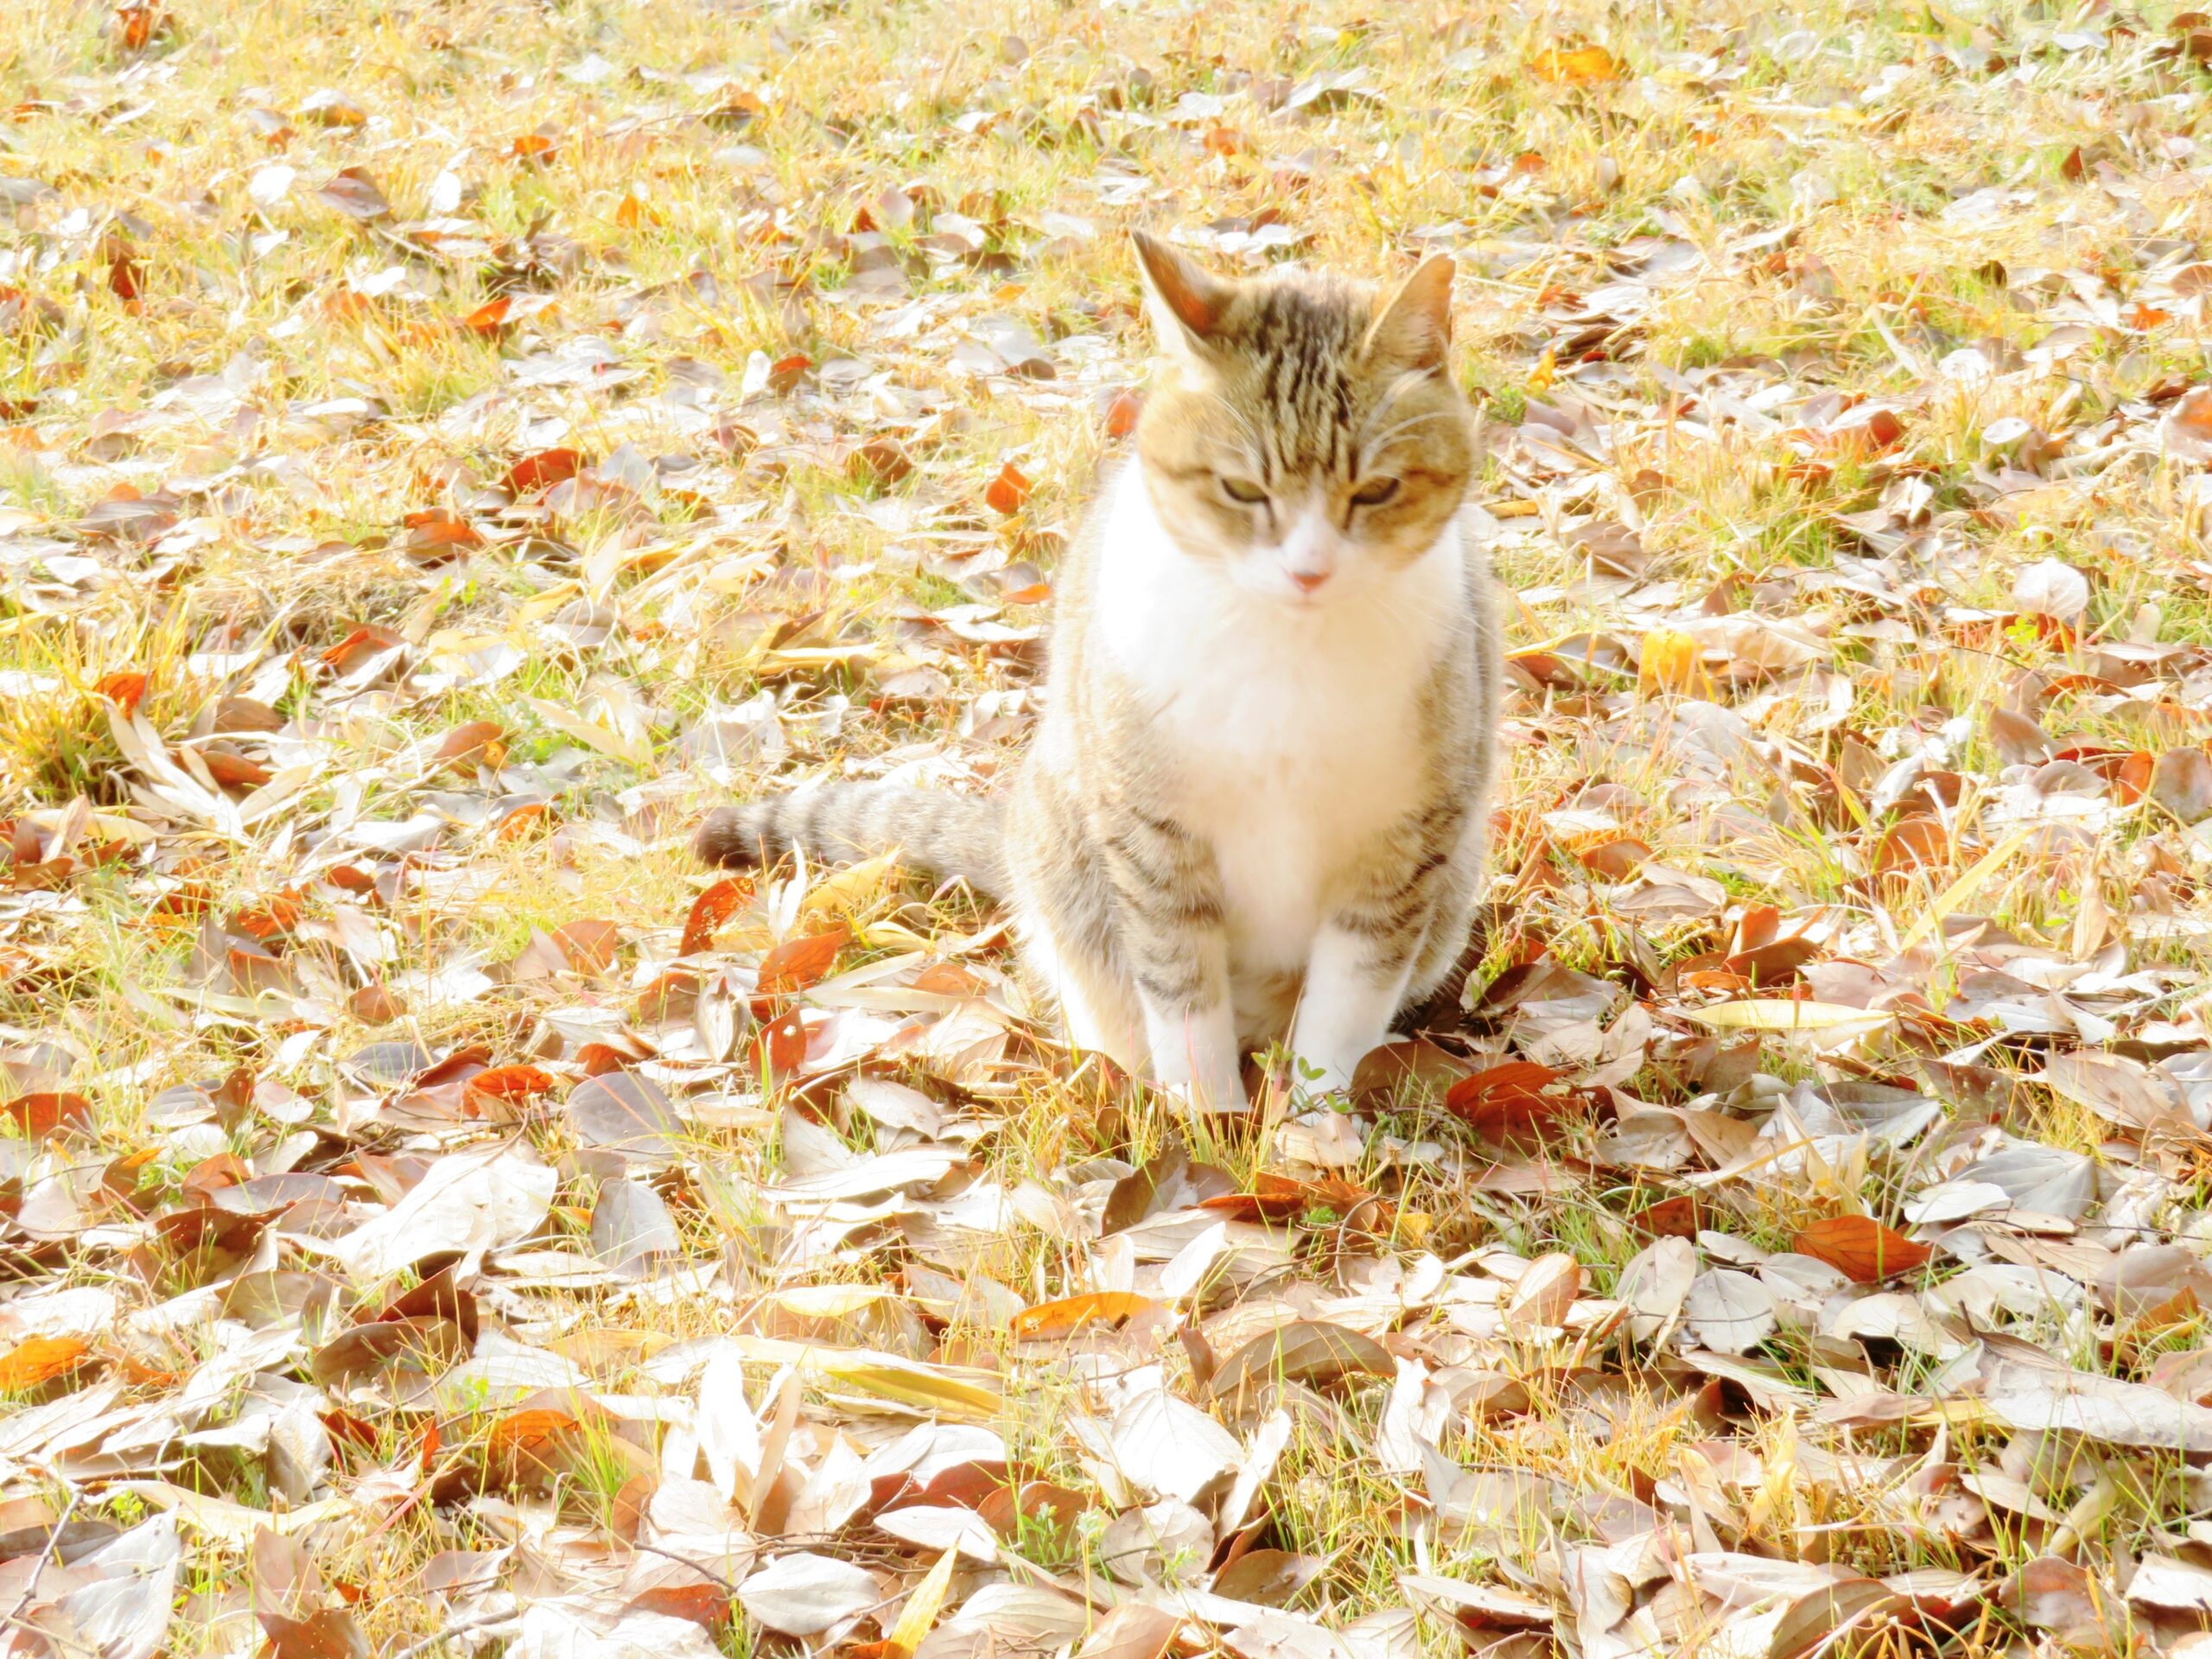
<box><xmin>1288</xmin><ymin>569</ymin><xmax>1330</xmax><ymax>594</ymax></box>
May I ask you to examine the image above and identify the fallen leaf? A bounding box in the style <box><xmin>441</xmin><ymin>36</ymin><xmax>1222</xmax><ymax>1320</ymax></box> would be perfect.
<box><xmin>0</xmin><ymin>1333</ymin><xmax>91</xmax><ymax>1389</ymax></box>
<box><xmin>756</xmin><ymin>927</ymin><xmax>848</xmax><ymax>993</ymax></box>
<box><xmin>315</xmin><ymin>168</ymin><xmax>391</xmax><ymax>221</ymax></box>
<box><xmin>737</xmin><ymin>1552</ymin><xmax>879</xmax><ymax>1636</ymax></box>
<box><xmin>883</xmin><ymin>1548</ymin><xmax>958</xmax><ymax>1659</ymax></box>
<box><xmin>1794</xmin><ymin>1215</ymin><xmax>1934</xmax><ymax>1282</ymax></box>
<box><xmin>1637</xmin><ymin>629</ymin><xmax>1705</xmax><ymax>697</ymax></box>
<box><xmin>503</xmin><ymin>448</ymin><xmax>588</xmax><ymax>495</ymax></box>
<box><xmin>1685</xmin><ymin>1269</ymin><xmax>1776</xmax><ymax>1354</ymax></box>
<box><xmin>1211</xmin><ymin>1320</ymin><xmax>1393</xmax><ymax>1399</ymax></box>
<box><xmin>1074</xmin><ymin>1602</ymin><xmax>1181</xmax><ymax>1659</ymax></box>
<box><xmin>5</xmin><ymin>1090</ymin><xmax>93</xmax><ymax>1136</ymax></box>
<box><xmin>1618</xmin><ymin>1236</ymin><xmax>1695</xmax><ymax>1342</ymax></box>
<box><xmin>1531</xmin><ymin>42</ymin><xmax>1623</xmax><ymax>83</ymax></box>
<box><xmin>1012</xmin><ymin>1291</ymin><xmax>1162</xmax><ymax>1338</ymax></box>
<box><xmin>1684</xmin><ymin>1001</ymin><xmax>1894</xmax><ymax>1034</ymax></box>
<box><xmin>1109</xmin><ymin>1386</ymin><xmax>1244</xmax><ymax>1503</ymax></box>
<box><xmin>2152</xmin><ymin>747</ymin><xmax>2212</xmax><ymax>823</ymax></box>
<box><xmin>985</xmin><ymin>461</ymin><xmax>1033</xmax><ymax>515</ymax></box>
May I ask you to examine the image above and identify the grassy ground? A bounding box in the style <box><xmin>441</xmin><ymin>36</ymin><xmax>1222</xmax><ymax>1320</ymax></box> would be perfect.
<box><xmin>9</xmin><ymin>0</ymin><xmax>2212</xmax><ymax>1652</ymax></box>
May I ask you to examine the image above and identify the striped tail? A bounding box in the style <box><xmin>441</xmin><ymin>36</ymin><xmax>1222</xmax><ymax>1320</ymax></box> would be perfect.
<box><xmin>694</xmin><ymin>785</ymin><xmax>1008</xmax><ymax>899</ymax></box>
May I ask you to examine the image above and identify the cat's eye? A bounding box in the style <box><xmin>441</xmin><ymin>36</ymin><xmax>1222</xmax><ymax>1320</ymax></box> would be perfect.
<box><xmin>1350</xmin><ymin>476</ymin><xmax>1401</xmax><ymax>508</ymax></box>
<box><xmin>1217</xmin><ymin>476</ymin><xmax>1268</xmax><ymax>505</ymax></box>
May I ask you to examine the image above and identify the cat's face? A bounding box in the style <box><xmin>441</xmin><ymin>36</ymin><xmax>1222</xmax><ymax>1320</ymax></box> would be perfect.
<box><xmin>1131</xmin><ymin>232</ymin><xmax>1474</xmax><ymax>606</ymax></box>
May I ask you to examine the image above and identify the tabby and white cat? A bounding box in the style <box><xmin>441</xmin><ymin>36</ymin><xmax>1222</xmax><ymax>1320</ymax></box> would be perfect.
<box><xmin>697</xmin><ymin>232</ymin><xmax>1502</xmax><ymax>1109</ymax></box>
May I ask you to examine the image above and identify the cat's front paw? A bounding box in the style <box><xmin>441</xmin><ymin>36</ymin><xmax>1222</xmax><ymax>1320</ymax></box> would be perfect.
<box><xmin>1159</xmin><ymin>1064</ymin><xmax>1250</xmax><ymax>1116</ymax></box>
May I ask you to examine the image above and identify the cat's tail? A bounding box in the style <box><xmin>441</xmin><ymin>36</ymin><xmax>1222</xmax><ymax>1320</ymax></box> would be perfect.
<box><xmin>694</xmin><ymin>785</ymin><xmax>1009</xmax><ymax>899</ymax></box>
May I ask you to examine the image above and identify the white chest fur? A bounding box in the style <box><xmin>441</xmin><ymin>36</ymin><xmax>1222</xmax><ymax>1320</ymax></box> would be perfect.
<box><xmin>1092</xmin><ymin>464</ymin><xmax>1465</xmax><ymax>973</ymax></box>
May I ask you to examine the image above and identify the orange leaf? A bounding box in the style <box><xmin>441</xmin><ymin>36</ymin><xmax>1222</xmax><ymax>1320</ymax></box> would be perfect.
<box><xmin>0</xmin><ymin>1335</ymin><xmax>89</xmax><ymax>1389</ymax></box>
<box><xmin>1443</xmin><ymin>1062</ymin><xmax>1574</xmax><ymax>1142</ymax></box>
<box><xmin>5</xmin><ymin>1091</ymin><xmax>92</xmax><ymax>1137</ymax></box>
<box><xmin>502</xmin><ymin>447</ymin><xmax>586</xmax><ymax>495</ymax></box>
<box><xmin>232</xmin><ymin>892</ymin><xmax>302</xmax><ymax>939</ymax></box>
<box><xmin>436</xmin><ymin>720</ymin><xmax>505</xmax><ymax>769</ymax></box>
<box><xmin>1795</xmin><ymin>1215</ymin><xmax>1933</xmax><ymax>1283</ymax></box>
<box><xmin>1012</xmin><ymin>1292</ymin><xmax>1162</xmax><ymax>1338</ymax></box>
<box><xmin>2115</xmin><ymin>750</ymin><xmax>2155</xmax><ymax>805</ymax></box>
<box><xmin>1531</xmin><ymin>43</ymin><xmax>1623</xmax><ymax>84</ymax></box>
<box><xmin>756</xmin><ymin>1010</ymin><xmax>808</xmax><ymax>1075</ymax></box>
<box><xmin>682</xmin><ymin>876</ymin><xmax>752</xmax><ymax>956</ymax></box>
<box><xmin>496</xmin><ymin>802</ymin><xmax>552</xmax><ymax>842</ymax></box>
<box><xmin>1200</xmin><ymin>1171</ymin><xmax>1312</xmax><ymax>1221</ymax></box>
<box><xmin>486</xmin><ymin>1407</ymin><xmax>578</xmax><ymax>1457</ymax></box>
<box><xmin>319</xmin><ymin>623</ymin><xmax>404</xmax><ymax>673</ymax></box>
<box><xmin>116</xmin><ymin>2</ymin><xmax>158</xmax><ymax>50</ymax></box>
<box><xmin>1872</xmin><ymin>817</ymin><xmax>1948</xmax><ymax>879</ymax></box>
<box><xmin>96</xmin><ymin>671</ymin><xmax>149</xmax><ymax>714</ymax></box>
<box><xmin>1201</xmin><ymin>1172</ymin><xmax>1373</xmax><ymax>1223</ymax></box>
<box><xmin>202</xmin><ymin>748</ymin><xmax>273</xmax><ymax>787</ymax></box>
<box><xmin>554</xmin><ymin>918</ymin><xmax>621</xmax><ymax>974</ymax></box>
<box><xmin>984</xmin><ymin>461</ymin><xmax>1033</xmax><ymax>515</ymax></box>
<box><xmin>463</xmin><ymin>296</ymin><xmax>513</xmax><ymax>335</ymax></box>
<box><xmin>767</xmin><ymin>353</ymin><xmax>811</xmax><ymax>393</ymax></box>
<box><xmin>757</xmin><ymin>927</ymin><xmax>847</xmax><ymax>994</ymax></box>
<box><xmin>465</xmin><ymin>1065</ymin><xmax>556</xmax><ymax>1101</ymax></box>
<box><xmin>574</xmin><ymin>1042</ymin><xmax>632</xmax><ymax>1077</ymax></box>
<box><xmin>481</xmin><ymin>1407</ymin><xmax>581</xmax><ymax>1484</ymax></box>
<box><xmin>1104</xmin><ymin>388</ymin><xmax>1143</xmax><ymax>438</ymax></box>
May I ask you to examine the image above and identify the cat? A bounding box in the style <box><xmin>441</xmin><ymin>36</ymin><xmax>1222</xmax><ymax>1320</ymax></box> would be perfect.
<box><xmin>697</xmin><ymin>231</ymin><xmax>1502</xmax><ymax>1109</ymax></box>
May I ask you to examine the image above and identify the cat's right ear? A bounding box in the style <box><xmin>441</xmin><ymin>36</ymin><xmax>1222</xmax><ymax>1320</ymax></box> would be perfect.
<box><xmin>1133</xmin><ymin>230</ymin><xmax>1232</xmax><ymax>363</ymax></box>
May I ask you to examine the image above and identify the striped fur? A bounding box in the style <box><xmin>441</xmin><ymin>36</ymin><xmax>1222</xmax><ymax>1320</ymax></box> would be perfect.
<box><xmin>695</xmin><ymin>785</ymin><xmax>1007</xmax><ymax>895</ymax></box>
<box><xmin>700</xmin><ymin>232</ymin><xmax>1501</xmax><ymax>1107</ymax></box>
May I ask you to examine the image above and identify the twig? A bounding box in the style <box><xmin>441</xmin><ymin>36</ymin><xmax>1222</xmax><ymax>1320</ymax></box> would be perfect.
<box><xmin>628</xmin><ymin>1539</ymin><xmax>746</xmax><ymax>1592</ymax></box>
<box><xmin>0</xmin><ymin>1489</ymin><xmax>100</xmax><ymax>1659</ymax></box>
<box><xmin>0</xmin><ymin>1486</ymin><xmax>80</xmax><ymax>1628</ymax></box>
<box><xmin>387</xmin><ymin>1607</ymin><xmax>517</xmax><ymax>1659</ymax></box>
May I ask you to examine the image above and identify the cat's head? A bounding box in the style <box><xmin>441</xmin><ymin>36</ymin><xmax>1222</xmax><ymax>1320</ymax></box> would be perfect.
<box><xmin>1130</xmin><ymin>230</ymin><xmax>1474</xmax><ymax>605</ymax></box>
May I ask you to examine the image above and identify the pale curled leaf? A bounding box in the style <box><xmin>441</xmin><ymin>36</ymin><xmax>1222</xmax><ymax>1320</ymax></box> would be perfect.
<box><xmin>1684</xmin><ymin>1268</ymin><xmax>1777</xmax><ymax>1355</ymax></box>
<box><xmin>329</xmin><ymin>1145</ymin><xmax>556</xmax><ymax>1279</ymax></box>
<box><xmin>1109</xmin><ymin>1386</ymin><xmax>1245</xmax><ymax>1503</ymax></box>
<box><xmin>736</xmin><ymin>1552</ymin><xmax>880</xmax><ymax>1636</ymax></box>
<box><xmin>1684</xmin><ymin>1000</ymin><xmax>1895</xmax><ymax>1035</ymax></box>
<box><xmin>1618</xmin><ymin>1236</ymin><xmax>1695</xmax><ymax>1343</ymax></box>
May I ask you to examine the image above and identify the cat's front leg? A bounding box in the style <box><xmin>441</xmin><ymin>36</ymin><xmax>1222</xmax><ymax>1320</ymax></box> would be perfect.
<box><xmin>1290</xmin><ymin>801</ymin><xmax>1466</xmax><ymax>1094</ymax></box>
<box><xmin>1097</xmin><ymin>807</ymin><xmax>1245</xmax><ymax>1109</ymax></box>
<box><xmin>1138</xmin><ymin>974</ymin><xmax>1243</xmax><ymax>1111</ymax></box>
<box><xmin>1287</xmin><ymin>924</ymin><xmax>1419</xmax><ymax>1094</ymax></box>
<box><xmin>1126</xmin><ymin>918</ymin><xmax>1243</xmax><ymax>1109</ymax></box>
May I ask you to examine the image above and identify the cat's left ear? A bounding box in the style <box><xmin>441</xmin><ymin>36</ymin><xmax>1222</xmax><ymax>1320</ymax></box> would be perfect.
<box><xmin>1363</xmin><ymin>253</ymin><xmax>1455</xmax><ymax>374</ymax></box>
<box><xmin>1134</xmin><ymin>229</ymin><xmax>1234</xmax><ymax>363</ymax></box>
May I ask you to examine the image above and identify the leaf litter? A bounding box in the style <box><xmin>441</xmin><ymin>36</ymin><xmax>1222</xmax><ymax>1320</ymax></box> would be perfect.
<box><xmin>10</xmin><ymin>0</ymin><xmax>2212</xmax><ymax>1654</ymax></box>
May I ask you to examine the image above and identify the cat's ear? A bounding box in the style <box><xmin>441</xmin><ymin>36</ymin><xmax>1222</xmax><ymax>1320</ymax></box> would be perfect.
<box><xmin>1364</xmin><ymin>253</ymin><xmax>1455</xmax><ymax>374</ymax></box>
<box><xmin>1134</xmin><ymin>230</ymin><xmax>1233</xmax><ymax>360</ymax></box>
